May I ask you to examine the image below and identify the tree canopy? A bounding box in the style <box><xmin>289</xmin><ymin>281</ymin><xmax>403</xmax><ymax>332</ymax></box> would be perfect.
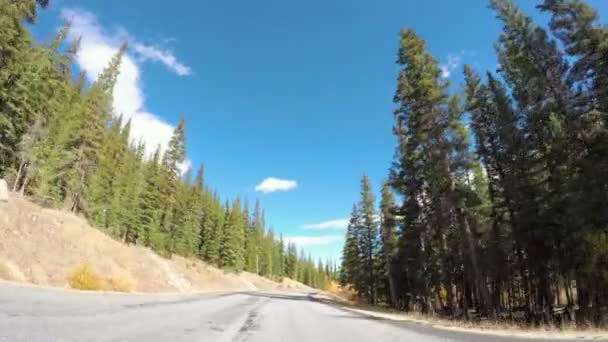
<box><xmin>341</xmin><ymin>0</ymin><xmax>608</xmax><ymax>327</ymax></box>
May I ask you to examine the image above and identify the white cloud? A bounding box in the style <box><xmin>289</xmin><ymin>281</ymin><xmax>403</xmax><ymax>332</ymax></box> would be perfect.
<box><xmin>302</xmin><ymin>218</ymin><xmax>349</xmax><ymax>230</ymax></box>
<box><xmin>439</xmin><ymin>54</ymin><xmax>461</xmax><ymax>78</ymax></box>
<box><xmin>133</xmin><ymin>43</ymin><xmax>191</xmax><ymax>76</ymax></box>
<box><xmin>284</xmin><ymin>235</ymin><xmax>343</xmax><ymax>246</ymax></box>
<box><xmin>61</xmin><ymin>8</ymin><xmax>190</xmax><ymax>166</ymax></box>
<box><xmin>255</xmin><ymin>177</ymin><xmax>298</xmax><ymax>193</ymax></box>
<box><xmin>178</xmin><ymin>160</ymin><xmax>192</xmax><ymax>176</ymax></box>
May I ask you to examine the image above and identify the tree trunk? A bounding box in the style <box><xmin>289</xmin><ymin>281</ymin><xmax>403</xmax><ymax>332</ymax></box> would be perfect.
<box><xmin>368</xmin><ymin>247</ymin><xmax>375</xmax><ymax>305</ymax></box>
<box><xmin>456</xmin><ymin>205</ymin><xmax>492</xmax><ymax>318</ymax></box>
<box><xmin>18</xmin><ymin>169</ymin><xmax>32</xmax><ymax>195</ymax></box>
<box><xmin>12</xmin><ymin>160</ymin><xmax>26</xmax><ymax>192</ymax></box>
<box><xmin>447</xmin><ymin>281</ymin><xmax>457</xmax><ymax>318</ymax></box>
<box><xmin>538</xmin><ymin>267</ymin><xmax>554</xmax><ymax>326</ymax></box>
<box><xmin>463</xmin><ymin>278</ymin><xmax>472</xmax><ymax>320</ymax></box>
<box><xmin>386</xmin><ymin>256</ymin><xmax>398</xmax><ymax>308</ymax></box>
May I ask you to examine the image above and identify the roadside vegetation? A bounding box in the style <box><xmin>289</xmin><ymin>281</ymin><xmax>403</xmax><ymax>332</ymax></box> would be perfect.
<box><xmin>341</xmin><ymin>0</ymin><xmax>608</xmax><ymax>329</ymax></box>
<box><xmin>67</xmin><ymin>263</ymin><xmax>134</xmax><ymax>292</ymax></box>
<box><xmin>0</xmin><ymin>0</ymin><xmax>337</xmax><ymax>290</ymax></box>
<box><xmin>67</xmin><ymin>263</ymin><xmax>106</xmax><ymax>291</ymax></box>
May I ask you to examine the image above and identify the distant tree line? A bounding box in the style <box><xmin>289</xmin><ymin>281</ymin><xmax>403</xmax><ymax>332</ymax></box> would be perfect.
<box><xmin>0</xmin><ymin>0</ymin><xmax>338</xmax><ymax>289</ymax></box>
<box><xmin>341</xmin><ymin>0</ymin><xmax>608</xmax><ymax>327</ymax></box>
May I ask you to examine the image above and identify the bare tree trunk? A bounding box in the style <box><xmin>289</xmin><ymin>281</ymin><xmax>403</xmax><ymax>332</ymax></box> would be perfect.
<box><xmin>385</xmin><ymin>254</ymin><xmax>398</xmax><ymax>308</ymax></box>
<box><xmin>463</xmin><ymin>278</ymin><xmax>472</xmax><ymax>320</ymax></box>
<box><xmin>539</xmin><ymin>268</ymin><xmax>554</xmax><ymax>326</ymax></box>
<box><xmin>368</xmin><ymin>247</ymin><xmax>376</xmax><ymax>305</ymax></box>
<box><xmin>456</xmin><ymin>205</ymin><xmax>492</xmax><ymax>318</ymax></box>
<box><xmin>18</xmin><ymin>169</ymin><xmax>32</xmax><ymax>195</ymax></box>
<box><xmin>447</xmin><ymin>281</ymin><xmax>457</xmax><ymax>318</ymax></box>
<box><xmin>564</xmin><ymin>277</ymin><xmax>576</xmax><ymax>324</ymax></box>
<box><xmin>516</xmin><ymin>248</ymin><xmax>532</xmax><ymax>320</ymax></box>
<box><xmin>493</xmin><ymin>280</ymin><xmax>502</xmax><ymax>321</ymax></box>
<box><xmin>508</xmin><ymin>280</ymin><xmax>514</xmax><ymax>321</ymax></box>
<box><xmin>12</xmin><ymin>160</ymin><xmax>26</xmax><ymax>192</ymax></box>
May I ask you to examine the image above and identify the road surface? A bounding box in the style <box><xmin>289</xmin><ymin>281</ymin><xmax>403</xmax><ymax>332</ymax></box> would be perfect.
<box><xmin>0</xmin><ymin>282</ymin><xmax>588</xmax><ymax>341</ymax></box>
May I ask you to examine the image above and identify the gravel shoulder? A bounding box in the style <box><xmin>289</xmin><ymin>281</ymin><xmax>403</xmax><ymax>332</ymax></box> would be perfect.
<box><xmin>311</xmin><ymin>293</ymin><xmax>608</xmax><ymax>341</ymax></box>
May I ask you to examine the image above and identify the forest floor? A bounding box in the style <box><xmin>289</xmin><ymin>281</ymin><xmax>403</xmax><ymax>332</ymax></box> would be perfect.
<box><xmin>0</xmin><ymin>194</ymin><xmax>311</xmax><ymax>293</ymax></box>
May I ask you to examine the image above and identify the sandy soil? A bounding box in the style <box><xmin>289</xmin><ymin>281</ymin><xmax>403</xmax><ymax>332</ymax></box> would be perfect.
<box><xmin>0</xmin><ymin>195</ymin><xmax>310</xmax><ymax>293</ymax></box>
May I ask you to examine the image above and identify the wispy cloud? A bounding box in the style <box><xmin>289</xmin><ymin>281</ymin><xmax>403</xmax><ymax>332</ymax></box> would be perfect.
<box><xmin>302</xmin><ymin>218</ymin><xmax>349</xmax><ymax>230</ymax></box>
<box><xmin>284</xmin><ymin>235</ymin><xmax>343</xmax><ymax>246</ymax></box>
<box><xmin>61</xmin><ymin>8</ymin><xmax>191</xmax><ymax>167</ymax></box>
<box><xmin>255</xmin><ymin>177</ymin><xmax>298</xmax><ymax>193</ymax></box>
<box><xmin>133</xmin><ymin>43</ymin><xmax>191</xmax><ymax>76</ymax></box>
<box><xmin>438</xmin><ymin>50</ymin><xmax>477</xmax><ymax>79</ymax></box>
<box><xmin>439</xmin><ymin>54</ymin><xmax>461</xmax><ymax>78</ymax></box>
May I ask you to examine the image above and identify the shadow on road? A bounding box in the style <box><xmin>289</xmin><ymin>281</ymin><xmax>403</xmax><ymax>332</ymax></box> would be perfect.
<box><xmin>326</xmin><ymin>314</ymin><xmax>387</xmax><ymax>321</ymax></box>
<box><xmin>244</xmin><ymin>291</ymin><xmax>320</xmax><ymax>302</ymax></box>
<box><xmin>122</xmin><ymin>291</ymin><xmax>242</xmax><ymax>309</ymax></box>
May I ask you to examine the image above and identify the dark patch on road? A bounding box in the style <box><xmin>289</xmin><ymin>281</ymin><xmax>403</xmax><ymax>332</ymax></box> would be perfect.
<box><xmin>210</xmin><ymin>325</ymin><xmax>224</xmax><ymax>332</ymax></box>
<box><xmin>233</xmin><ymin>298</ymin><xmax>270</xmax><ymax>342</ymax></box>
<box><xmin>238</xmin><ymin>310</ymin><xmax>259</xmax><ymax>333</ymax></box>
<box><xmin>122</xmin><ymin>291</ymin><xmax>242</xmax><ymax>309</ymax></box>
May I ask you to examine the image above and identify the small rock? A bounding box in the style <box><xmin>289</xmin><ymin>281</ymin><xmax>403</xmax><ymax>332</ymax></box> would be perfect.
<box><xmin>0</xmin><ymin>179</ymin><xmax>9</xmax><ymax>202</ymax></box>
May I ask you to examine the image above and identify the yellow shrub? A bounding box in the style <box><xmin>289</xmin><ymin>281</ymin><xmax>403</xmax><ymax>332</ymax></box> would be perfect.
<box><xmin>67</xmin><ymin>263</ymin><xmax>105</xmax><ymax>291</ymax></box>
<box><xmin>107</xmin><ymin>274</ymin><xmax>134</xmax><ymax>292</ymax></box>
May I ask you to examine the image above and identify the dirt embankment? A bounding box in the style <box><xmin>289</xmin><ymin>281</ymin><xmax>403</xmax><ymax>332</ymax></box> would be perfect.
<box><xmin>0</xmin><ymin>195</ymin><xmax>311</xmax><ymax>293</ymax></box>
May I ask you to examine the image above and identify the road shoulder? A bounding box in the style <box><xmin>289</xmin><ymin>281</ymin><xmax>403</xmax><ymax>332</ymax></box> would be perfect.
<box><xmin>311</xmin><ymin>293</ymin><xmax>608</xmax><ymax>341</ymax></box>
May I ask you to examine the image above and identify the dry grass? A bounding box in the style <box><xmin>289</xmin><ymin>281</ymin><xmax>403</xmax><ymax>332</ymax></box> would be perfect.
<box><xmin>324</xmin><ymin>281</ymin><xmax>357</xmax><ymax>303</ymax></box>
<box><xmin>332</xmin><ymin>303</ymin><xmax>608</xmax><ymax>340</ymax></box>
<box><xmin>0</xmin><ymin>196</ymin><xmax>312</xmax><ymax>294</ymax></box>
<box><xmin>67</xmin><ymin>263</ymin><xmax>105</xmax><ymax>291</ymax></box>
<box><xmin>106</xmin><ymin>273</ymin><xmax>135</xmax><ymax>292</ymax></box>
<box><xmin>0</xmin><ymin>262</ymin><xmax>13</xmax><ymax>280</ymax></box>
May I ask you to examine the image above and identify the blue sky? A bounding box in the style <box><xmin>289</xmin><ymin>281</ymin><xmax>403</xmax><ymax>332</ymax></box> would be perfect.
<box><xmin>32</xmin><ymin>0</ymin><xmax>608</xmax><ymax>261</ymax></box>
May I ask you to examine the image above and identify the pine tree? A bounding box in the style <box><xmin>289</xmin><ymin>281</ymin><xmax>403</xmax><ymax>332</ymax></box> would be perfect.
<box><xmin>537</xmin><ymin>0</ymin><xmax>608</xmax><ymax>324</ymax></box>
<box><xmin>137</xmin><ymin>146</ymin><xmax>164</xmax><ymax>249</ymax></box>
<box><xmin>253</xmin><ymin>200</ymin><xmax>265</xmax><ymax>275</ymax></box>
<box><xmin>64</xmin><ymin>44</ymin><xmax>126</xmax><ymax>213</ymax></box>
<box><xmin>32</xmin><ymin>71</ymin><xmax>85</xmax><ymax>203</ymax></box>
<box><xmin>173</xmin><ymin>168</ymin><xmax>200</xmax><ymax>256</ymax></box>
<box><xmin>357</xmin><ymin>175</ymin><xmax>380</xmax><ymax>304</ymax></box>
<box><xmin>118</xmin><ymin>140</ymin><xmax>145</xmax><ymax>244</ymax></box>
<box><xmin>390</xmin><ymin>28</ymin><xmax>450</xmax><ymax>314</ymax></box>
<box><xmin>159</xmin><ymin>116</ymin><xmax>187</xmax><ymax>253</ymax></box>
<box><xmin>0</xmin><ymin>0</ymin><xmax>36</xmax><ymax>173</ymax></box>
<box><xmin>341</xmin><ymin>204</ymin><xmax>362</xmax><ymax>288</ymax></box>
<box><xmin>277</xmin><ymin>233</ymin><xmax>285</xmax><ymax>279</ymax></box>
<box><xmin>285</xmin><ymin>242</ymin><xmax>298</xmax><ymax>279</ymax></box>
<box><xmin>86</xmin><ymin>115</ymin><xmax>126</xmax><ymax>230</ymax></box>
<box><xmin>243</xmin><ymin>199</ymin><xmax>256</xmax><ymax>273</ymax></box>
<box><xmin>379</xmin><ymin>181</ymin><xmax>398</xmax><ymax>307</ymax></box>
<box><xmin>220</xmin><ymin>197</ymin><xmax>245</xmax><ymax>271</ymax></box>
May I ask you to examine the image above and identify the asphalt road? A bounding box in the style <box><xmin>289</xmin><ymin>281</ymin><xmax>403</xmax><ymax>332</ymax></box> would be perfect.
<box><xmin>0</xmin><ymin>282</ymin><xmax>588</xmax><ymax>342</ymax></box>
